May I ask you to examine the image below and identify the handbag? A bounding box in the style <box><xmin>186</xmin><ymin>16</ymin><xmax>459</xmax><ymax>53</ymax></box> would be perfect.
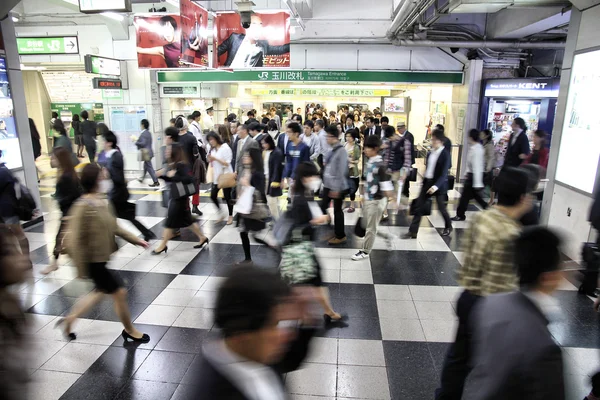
<box><xmin>354</xmin><ymin>217</ymin><xmax>366</xmax><ymax>238</ymax></box>
<box><xmin>409</xmin><ymin>168</ymin><xmax>418</xmax><ymax>182</ymax></box>
<box><xmin>206</xmin><ymin>165</ymin><xmax>214</xmax><ymax>183</ymax></box>
<box><xmin>218</xmin><ymin>172</ymin><xmax>236</xmax><ymax>189</ymax></box>
<box><xmin>410</xmin><ymin>198</ymin><xmax>432</xmax><ymax>216</ymax></box>
<box><xmin>171</xmin><ymin>181</ymin><xmax>196</xmax><ymax>199</ymax></box>
<box><xmin>235</xmin><ymin>186</ymin><xmax>255</xmax><ymax>214</ymax></box>
<box><xmin>14</xmin><ymin>182</ymin><xmax>36</xmax><ymax>221</ymax></box>
<box><xmin>448</xmin><ymin>175</ymin><xmax>455</xmax><ymax>191</ymax></box>
<box><xmin>138</xmin><ymin>148</ymin><xmax>151</xmax><ymax>162</ymax></box>
<box><xmin>161</xmin><ymin>189</ymin><xmax>170</xmax><ymax>208</ymax></box>
<box><xmin>279</xmin><ymin>241</ymin><xmax>317</xmax><ymax>285</ymax></box>
<box><xmin>246</xmin><ymin>188</ymin><xmax>270</xmax><ymax>221</ymax></box>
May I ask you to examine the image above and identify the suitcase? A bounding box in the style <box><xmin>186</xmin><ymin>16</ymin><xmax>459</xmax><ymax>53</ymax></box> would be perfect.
<box><xmin>579</xmin><ymin>242</ymin><xmax>599</xmax><ymax>297</ymax></box>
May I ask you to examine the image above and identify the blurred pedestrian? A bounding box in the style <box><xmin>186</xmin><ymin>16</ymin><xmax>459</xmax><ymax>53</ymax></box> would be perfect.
<box><xmin>524</xmin><ymin>129</ymin><xmax>549</xmax><ymax>171</ymax></box>
<box><xmin>135</xmin><ymin>119</ymin><xmax>159</xmax><ymax>187</ymax></box>
<box><xmin>345</xmin><ymin>129</ymin><xmax>361</xmax><ymax>213</ymax></box>
<box><xmin>504</xmin><ymin>117</ymin><xmax>530</xmax><ymax>168</ymax></box>
<box><xmin>262</xmin><ymin>134</ymin><xmax>283</xmax><ymax>221</ymax></box>
<box><xmin>207</xmin><ymin>132</ymin><xmax>234</xmax><ymax>225</ymax></box>
<box><xmin>452</xmin><ymin>129</ymin><xmax>487</xmax><ymax>222</ymax></box>
<box><xmin>80</xmin><ymin>110</ymin><xmax>98</xmax><ymax>163</ymax></box>
<box><xmin>29</xmin><ymin>118</ymin><xmax>42</xmax><ymax>182</ymax></box>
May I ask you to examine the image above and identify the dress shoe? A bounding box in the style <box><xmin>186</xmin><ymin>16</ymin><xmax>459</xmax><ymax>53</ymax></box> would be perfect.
<box><xmin>451</xmin><ymin>216</ymin><xmax>466</xmax><ymax>222</ymax></box>
<box><xmin>137</xmin><ymin>178</ymin><xmax>144</xmax><ymax>183</ymax></box>
<box><xmin>192</xmin><ymin>206</ymin><xmax>203</xmax><ymax>216</ymax></box>
<box><xmin>149</xmin><ymin>182</ymin><xmax>160</xmax><ymax>187</ymax></box>
<box><xmin>328</xmin><ymin>236</ymin><xmax>347</xmax><ymax>245</ymax></box>
<box><xmin>442</xmin><ymin>227</ymin><xmax>453</xmax><ymax>236</ymax></box>
<box><xmin>401</xmin><ymin>232</ymin><xmax>417</xmax><ymax>240</ymax></box>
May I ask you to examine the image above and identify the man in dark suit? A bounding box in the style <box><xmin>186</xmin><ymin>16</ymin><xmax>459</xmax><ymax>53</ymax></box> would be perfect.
<box><xmin>397</xmin><ymin>122</ymin><xmax>415</xmax><ymax>197</ymax></box>
<box><xmin>364</xmin><ymin>116</ymin><xmax>381</xmax><ymax>138</ymax></box>
<box><xmin>464</xmin><ymin>227</ymin><xmax>565</xmax><ymax>400</ymax></box>
<box><xmin>248</xmin><ymin>122</ymin><xmax>266</xmax><ymax>148</ymax></box>
<box><xmin>231</xmin><ymin>124</ymin><xmax>259</xmax><ymax>174</ymax></box>
<box><xmin>217</xmin><ymin>14</ymin><xmax>290</xmax><ymax>68</ymax></box>
<box><xmin>504</xmin><ymin>117</ymin><xmax>531</xmax><ymax>167</ymax></box>
<box><xmin>135</xmin><ymin>119</ymin><xmax>159</xmax><ymax>187</ymax></box>
<box><xmin>403</xmin><ymin>129</ymin><xmax>452</xmax><ymax>239</ymax></box>
<box><xmin>245</xmin><ymin>110</ymin><xmax>258</xmax><ymax>126</ymax></box>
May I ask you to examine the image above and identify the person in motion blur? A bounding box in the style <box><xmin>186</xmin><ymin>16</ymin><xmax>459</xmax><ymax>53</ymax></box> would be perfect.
<box><xmin>174</xmin><ymin>116</ymin><xmax>204</xmax><ymax>216</ymax></box>
<box><xmin>41</xmin><ymin>148</ymin><xmax>81</xmax><ymax>275</ymax></box>
<box><xmin>388</xmin><ymin>124</ymin><xmax>412</xmax><ymax>204</ymax></box>
<box><xmin>52</xmin><ymin>120</ymin><xmax>78</xmax><ymax>166</ymax></box>
<box><xmin>464</xmin><ymin>226</ymin><xmax>565</xmax><ymax>400</ymax></box>
<box><xmin>0</xmin><ymin>225</ymin><xmax>31</xmax><ymax>400</ymax></box>
<box><xmin>435</xmin><ymin>167</ymin><xmax>533</xmax><ymax>400</ymax></box>
<box><xmin>190</xmin><ymin>266</ymin><xmax>318</xmax><ymax>399</ymax></box>
<box><xmin>152</xmin><ymin>141</ymin><xmax>209</xmax><ymax>254</ymax></box>
<box><xmin>262</xmin><ymin>134</ymin><xmax>284</xmax><ymax>221</ymax></box>
<box><xmin>504</xmin><ymin>117</ymin><xmax>531</xmax><ymax>168</ymax></box>
<box><xmin>352</xmin><ymin>135</ymin><xmax>395</xmax><ymax>261</ymax></box>
<box><xmin>60</xmin><ymin>163</ymin><xmax>150</xmax><ymax>342</ymax></box>
<box><xmin>80</xmin><ymin>110</ymin><xmax>98</xmax><ymax>163</ymax></box>
<box><xmin>103</xmin><ymin>131</ymin><xmax>156</xmax><ymax>242</ymax></box>
<box><xmin>403</xmin><ymin>129</ymin><xmax>452</xmax><ymax>239</ymax></box>
<box><xmin>524</xmin><ymin>129</ymin><xmax>549</xmax><ymax>171</ymax></box>
<box><xmin>29</xmin><ymin>118</ymin><xmax>42</xmax><ymax>182</ymax></box>
<box><xmin>283</xmin><ymin>122</ymin><xmax>310</xmax><ymax>193</ymax></box>
<box><xmin>396</xmin><ymin>123</ymin><xmax>415</xmax><ymax>198</ymax></box>
<box><xmin>135</xmin><ymin>119</ymin><xmax>160</xmax><ymax>187</ymax></box>
<box><xmin>345</xmin><ymin>129</ymin><xmax>361</xmax><ymax>213</ymax></box>
<box><xmin>480</xmin><ymin>129</ymin><xmax>496</xmax><ymax>192</ymax></box>
<box><xmin>320</xmin><ymin>125</ymin><xmax>349</xmax><ymax>245</ymax></box>
<box><xmin>301</xmin><ymin>120</ymin><xmax>321</xmax><ymax>162</ymax></box>
<box><xmin>452</xmin><ymin>129</ymin><xmax>487</xmax><ymax>222</ymax></box>
<box><xmin>72</xmin><ymin>114</ymin><xmax>83</xmax><ymax>159</ymax></box>
<box><xmin>207</xmin><ymin>132</ymin><xmax>234</xmax><ymax>225</ymax></box>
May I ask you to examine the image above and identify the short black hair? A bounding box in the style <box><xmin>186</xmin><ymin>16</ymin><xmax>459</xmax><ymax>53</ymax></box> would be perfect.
<box><xmin>247</xmin><ymin>122</ymin><xmax>261</xmax><ymax>132</ymax></box>
<box><xmin>345</xmin><ymin>128</ymin><xmax>360</xmax><ymax>142</ymax></box>
<box><xmin>315</xmin><ymin>119</ymin><xmax>324</xmax><ymax>129</ymax></box>
<box><xmin>267</xmin><ymin>120</ymin><xmax>278</xmax><ymax>131</ymax></box>
<box><xmin>381</xmin><ymin>116</ymin><xmax>389</xmax><ymax>124</ymax></box>
<box><xmin>495</xmin><ymin>167</ymin><xmax>529</xmax><ymax>206</ymax></box>
<box><xmin>261</xmin><ymin>117</ymin><xmax>270</xmax><ymax>124</ymax></box>
<box><xmin>227</xmin><ymin>113</ymin><xmax>237</xmax><ymax>123</ymax></box>
<box><xmin>165</xmin><ymin>127</ymin><xmax>180</xmax><ymax>142</ymax></box>
<box><xmin>304</xmin><ymin>120</ymin><xmax>314</xmax><ymax>129</ymax></box>
<box><xmin>81</xmin><ymin>110</ymin><xmax>89</xmax><ymax>120</ymax></box>
<box><xmin>384</xmin><ymin>126</ymin><xmax>395</xmax><ymax>138</ymax></box>
<box><xmin>187</xmin><ymin>114</ymin><xmax>194</xmax><ymax>121</ymax></box>
<box><xmin>52</xmin><ymin>112</ymin><xmax>59</xmax><ymax>119</ymax></box>
<box><xmin>192</xmin><ymin>110</ymin><xmax>201</xmax><ymax>119</ymax></box>
<box><xmin>373</xmin><ymin>118</ymin><xmax>380</xmax><ymax>125</ymax></box>
<box><xmin>431</xmin><ymin>128</ymin><xmax>445</xmax><ymax>141</ymax></box>
<box><xmin>262</xmin><ymin>134</ymin><xmax>276</xmax><ymax>150</ymax></box>
<box><xmin>364</xmin><ymin>134</ymin><xmax>382</xmax><ymax>149</ymax></box>
<box><xmin>468</xmin><ymin>129</ymin><xmax>480</xmax><ymax>142</ymax></box>
<box><xmin>247</xmin><ymin>110</ymin><xmax>255</xmax><ymax>117</ymax></box>
<box><xmin>366</xmin><ymin>116</ymin><xmax>375</xmax><ymax>124</ymax></box>
<box><xmin>513</xmin><ymin>117</ymin><xmax>527</xmax><ymax>131</ymax></box>
<box><xmin>141</xmin><ymin>119</ymin><xmax>149</xmax><ymax>130</ymax></box>
<box><xmin>516</xmin><ymin>227</ymin><xmax>562</xmax><ymax>288</ymax></box>
<box><xmin>521</xmin><ymin>164</ymin><xmax>542</xmax><ymax>193</ymax></box>
<box><xmin>80</xmin><ymin>163</ymin><xmax>101</xmax><ymax>194</ymax></box>
<box><xmin>325</xmin><ymin>125</ymin><xmax>339</xmax><ymax>138</ymax></box>
<box><xmin>435</xmin><ymin>124</ymin><xmax>445</xmax><ymax>132</ymax></box>
<box><xmin>287</xmin><ymin>122</ymin><xmax>302</xmax><ymax>135</ymax></box>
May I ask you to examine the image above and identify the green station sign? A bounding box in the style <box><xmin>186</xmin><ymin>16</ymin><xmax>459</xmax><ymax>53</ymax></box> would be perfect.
<box><xmin>157</xmin><ymin>70</ymin><xmax>464</xmax><ymax>85</ymax></box>
<box><xmin>17</xmin><ymin>36</ymin><xmax>79</xmax><ymax>55</ymax></box>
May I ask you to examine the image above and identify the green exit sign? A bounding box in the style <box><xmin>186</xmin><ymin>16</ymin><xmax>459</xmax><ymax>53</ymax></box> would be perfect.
<box><xmin>17</xmin><ymin>37</ymin><xmax>79</xmax><ymax>55</ymax></box>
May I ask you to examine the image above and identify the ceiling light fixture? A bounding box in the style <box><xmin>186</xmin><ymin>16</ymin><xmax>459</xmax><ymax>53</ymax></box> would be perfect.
<box><xmin>101</xmin><ymin>12</ymin><xmax>124</xmax><ymax>22</ymax></box>
<box><xmin>283</xmin><ymin>0</ymin><xmax>305</xmax><ymax>31</ymax></box>
<box><xmin>12</xmin><ymin>16</ymin><xmax>19</xmax><ymax>22</ymax></box>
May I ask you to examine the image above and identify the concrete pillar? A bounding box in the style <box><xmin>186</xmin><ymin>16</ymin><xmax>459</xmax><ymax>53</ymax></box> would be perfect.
<box><xmin>1</xmin><ymin>18</ymin><xmax>42</xmax><ymax>209</ymax></box>
<box><xmin>456</xmin><ymin>60</ymin><xmax>483</xmax><ymax>181</ymax></box>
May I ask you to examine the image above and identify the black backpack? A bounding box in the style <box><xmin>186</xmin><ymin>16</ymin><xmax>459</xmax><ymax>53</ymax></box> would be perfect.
<box><xmin>14</xmin><ymin>180</ymin><xmax>36</xmax><ymax>221</ymax></box>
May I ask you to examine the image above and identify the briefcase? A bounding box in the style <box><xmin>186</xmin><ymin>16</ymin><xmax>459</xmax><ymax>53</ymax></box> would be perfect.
<box><xmin>448</xmin><ymin>175</ymin><xmax>455</xmax><ymax>191</ymax></box>
<box><xmin>409</xmin><ymin>198</ymin><xmax>432</xmax><ymax>216</ymax></box>
<box><xmin>172</xmin><ymin>182</ymin><xmax>197</xmax><ymax>199</ymax></box>
<box><xmin>409</xmin><ymin>168</ymin><xmax>417</xmax><ymax>182</ymax></box>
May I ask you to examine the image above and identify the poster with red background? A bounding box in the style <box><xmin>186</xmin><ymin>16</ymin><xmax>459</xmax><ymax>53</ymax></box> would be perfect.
<box><xmin>134</xmin><ymin>15</ymin><xmax>183</xmax><ymax>69</ymax></box>
<box><xmin>179</xmin><ymin>0</ymin><xmax>209</xmax><ymax>67</ymax></box>
<box><xmin>213</xmin><ymin>11</ymin><xmax>290</xmax><ymax>69</ymax></box>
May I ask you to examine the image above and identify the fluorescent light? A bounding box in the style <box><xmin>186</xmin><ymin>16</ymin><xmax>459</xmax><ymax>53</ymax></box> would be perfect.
<box><xmin>165</xmin><ymin>0</ymin><xmax>180</xmax><ymax>7</ymax></box>
<box><xmin>62</xmin><ymin>0</ymin><xmax>78</xmax><ymax>5</ymax></box>
<box><xmin>101</xmin><ymin>12</ymin><xmax>124</xmax><ymax>21</ymax></box>
<box><xmin>12</xmin><ymin>16</ymin><xmax>18</xmax><ymax>22</ymax></box>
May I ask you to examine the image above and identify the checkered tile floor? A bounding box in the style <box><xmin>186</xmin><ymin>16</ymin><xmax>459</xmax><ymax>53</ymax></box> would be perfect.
<box><xmin>16</xmin><ymin>179</ymin><xmax>600</xmax><ymax>400</ymax></box>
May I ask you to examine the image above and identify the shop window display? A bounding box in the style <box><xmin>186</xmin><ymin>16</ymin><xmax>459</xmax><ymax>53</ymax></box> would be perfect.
<box><xmin>0</xmin><ymin>57</ymin><xmax>22</xmax><ymax>169</ymax></box>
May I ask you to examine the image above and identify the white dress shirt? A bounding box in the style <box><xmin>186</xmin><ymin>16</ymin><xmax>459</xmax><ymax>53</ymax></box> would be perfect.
<box><xmin>190</xmin><ymin>121</ymin><xmax>203</xmax><ymax>142</ymax></box>
<box><xmin>425</xmin><ymin>146</ymin><xmax>444</xmax><ymax>179</ymax></box>
<box><xmin>465</xmin><ymin>142</ymin><xmax>485</xmax><ymax>189</ymax></box>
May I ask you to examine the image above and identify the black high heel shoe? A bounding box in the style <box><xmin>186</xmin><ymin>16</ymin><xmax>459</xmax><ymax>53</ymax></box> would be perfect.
<box><xmin>54</xmin><ymin>318</ymin><xmax>76</xmax><ymax>340</ymax></box>
<box><xmin>121</xmin><ymin>330</ymin><xmax>150</xmax><ymax>343</ymax></box>
<box><xmin>324</xmin><ymin>313</ymin><xmax>348</xmax><ymax>324</ymax></box>
<box><xmin>194</xmin><ymin>238</ymin><xmax>209</xmax><ymax>249</ymax></box>
<box><xmin>151</xmin><ymin>246</ymin><xmax>168</xmax><ymax>255</ymax></box>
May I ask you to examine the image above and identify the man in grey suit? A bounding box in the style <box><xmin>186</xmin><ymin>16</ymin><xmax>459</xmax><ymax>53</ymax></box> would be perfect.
<box><xmin>464</xmin><ymin>226</ymin><xmax>565</xmax><ymax>400</ymax></box>
<box><xmin>135</xmin><ymin>119</ymin><xmax>159</xmax><ymax>187</ymax></box>
<box><xmin>232</xmin><ymin>124</ymin><xmax>259</xmax><ymax>174</ymax></box>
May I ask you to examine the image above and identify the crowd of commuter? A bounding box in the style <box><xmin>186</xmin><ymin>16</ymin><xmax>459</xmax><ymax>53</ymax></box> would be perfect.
<box><xmin>0</xmin><ymin>103</ymin><xmax>598</xmax><ymax>400</ymax></box>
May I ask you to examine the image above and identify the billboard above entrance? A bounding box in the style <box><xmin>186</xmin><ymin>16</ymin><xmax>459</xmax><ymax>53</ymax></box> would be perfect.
<box><xmin>484</xmin><ymin>78</ymin><xmax>560</xmax><ymax>98</ymax></box>
<box><xmin>157</xmin><ymin>70</ymin><xmax>464</xmax><ymax>84</ymax></box>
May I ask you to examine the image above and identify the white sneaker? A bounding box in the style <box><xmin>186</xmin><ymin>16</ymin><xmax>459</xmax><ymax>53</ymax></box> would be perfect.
<box><xmin>351</xmin><ymin>251</ymin><xmax>369</xmax><ymax>261</ymax></box>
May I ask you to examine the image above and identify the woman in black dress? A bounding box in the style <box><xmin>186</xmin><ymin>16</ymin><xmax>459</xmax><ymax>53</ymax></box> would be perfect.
<box><xmin>152</xmin><ymin>143</ymin><xmax>208</xmax><ymax>254</ymax></box>
<box><xmin>289</xmin><ymin>162</ymin><xmax>344</xmax><ymax>323</ymax></box>
<box><xmin>236</xmin><ymin>147</ymin><xmax>268</xmax><ymax>266</ymax></box>
<box><xmin>72</xmin><ymin>114</ymin><xmax>83</xmax><ymax>158</ymax></box>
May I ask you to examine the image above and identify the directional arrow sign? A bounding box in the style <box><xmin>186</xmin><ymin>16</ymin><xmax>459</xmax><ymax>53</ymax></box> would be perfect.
<box><xmin>16</xmin><ymin>36</ymin><xmax>79</xmax><ymax>55</ymax></box>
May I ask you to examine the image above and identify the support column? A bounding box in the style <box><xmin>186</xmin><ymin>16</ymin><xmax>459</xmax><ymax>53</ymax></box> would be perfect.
<box><xmin>1</xmin><ymin>18</ymin><xmax>42</xmax><ymax>209</ymax></box>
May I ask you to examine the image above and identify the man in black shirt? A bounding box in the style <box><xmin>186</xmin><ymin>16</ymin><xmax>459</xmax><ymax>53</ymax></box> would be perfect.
<box><xmin>174</xmin><ymin>116</ymin><xmax>202</xmax><ymax>216</ymax></box>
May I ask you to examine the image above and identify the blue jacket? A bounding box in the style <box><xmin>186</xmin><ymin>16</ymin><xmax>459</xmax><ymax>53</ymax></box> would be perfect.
<box><xmin>283</xmin><ymin>141</ymin><xmax>310</xmax><ymax>179</ymax></box>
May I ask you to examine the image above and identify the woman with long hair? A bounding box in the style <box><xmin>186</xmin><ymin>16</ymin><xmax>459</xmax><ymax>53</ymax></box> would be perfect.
<box><xmin>29</xmin><ymin>118</ymin><xmax>42</xmax><ymax>182</ymax></box>
<box><xmin>41</xmin><ymin>147</ymin><xmax>82</xmax><ymax>275</ymax></box>
<box><xmin>524</xmin><ymin>129</ymin><xmax>549</xmax><ymax>171</ymax></box>
<box><xmin>288</xmin><ymin>162</ymin><xmax>345</xmax><ymax>323</ymax></box>
<box><xmin>152</xmin><ymin>143</ymin><xmax>209</xmax><ymax>254</ymax></box>
<box><xmin>217</xmin><ymin>124</ymin><xmax>232</xmax><ymax>146</ymax></box>
<box><xmin>236</xmin><ymin>147</ymin><xmax>268</xmax><ymax>266</ymax></box>
<box><xmin>480</xmin><ymin>129</ymin><xmax>496</xmax><ymax>189</ymax></box>
<box><xmin>207</xmin><ymin>131</ymin><xmax>234</xmax><ymax>225</ymax></box>
<box><xmin>72</xmin><ymin>114</ymin><xmax>84</xmax><ymax>158</ymax></box>
<box><xmin>345</xmin><ymin>129</ymin><xmax>361</xmax><ymax>212</ymax></box>
<box><xmin>262</xmin><ymin>134</ymin><xmax>283</xmax><ymax>221</ymax></box>
<box><xmin>59</xmin><ymin>163</ymin><xmax>150</xmax><ymax>342</ymax></box>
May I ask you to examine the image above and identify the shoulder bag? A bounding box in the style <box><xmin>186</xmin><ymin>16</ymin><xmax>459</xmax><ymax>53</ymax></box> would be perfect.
<box><xmin>218</xmin><ymin>172</ymin><xmax>237</xmax><ymax>189</ymax></box>
<box><xmin>171</xmin><ymin>181</ymin><xmax>197</xmax><ymax>199</ymax></box>
<box><xmin>279</xmin><ymin>240</ymin><xmax>317</xmax><ymax>285</ymax></box>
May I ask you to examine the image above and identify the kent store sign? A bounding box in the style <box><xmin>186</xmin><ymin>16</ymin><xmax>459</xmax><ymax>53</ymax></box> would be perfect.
<box><xmin>484</xmin><ymin>78</ymin><xmax>560</xmax><ymax>98</ymax></box>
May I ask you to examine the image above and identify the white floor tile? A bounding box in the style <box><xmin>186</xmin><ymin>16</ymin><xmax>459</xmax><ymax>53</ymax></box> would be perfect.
<box><xmin>377</xmin><ymin>300</ymin><xmax>418</xmax><ymax>319</ymax></box>
<box><xmin>119</xmin><ymin>257</ymin><xmax>161</xmax><ymax>272</ymax></box>
<box><xmin>167</xmin><ymin>275</ymin><xmax>209</xmax><ymax>290</ymax></box>
<box><xmin>305</xmin><ymin>337</ymin><xmax>338</xmax><ymax>364</ymax></box>
<box><xmin>453</xmin><ymin>252</ymin><xmax>465</xmax><ymax>266</ymax></box>
<box><xmin>341</xmin><ymin>257</ymin><xmax>371</xmax><ymax>271</ymax></box>
<box><xmin>319</xmin><ymin>257</ymin><xmax>341</xmax><ymax>270</ymax></box>
<box><xmin>30</xmin><ymin>338</ymin><xmax>68</xmax><ymax>369</ymax></box>
<box><xmin>106</xmin><ymin>257</ymin><xmax>135</xmax><ymax>270</ymax></box>
<box><xmin>414</xmin><ymin>301</ymin><xmax>456</xmax><ymax>321</ymax></box>
<box><xmin>420</xmin><ymin>319</ymin><xmax>458</xmax><ymax>342</ymax></box>
<box><xmin>163</xmin><ymin>250</ymin><xmax>200</xmax><ymax>263</ymax></box>
<box><xmin>287</xmin><ymin>363</ymin><xmax>337</xmax><ymax>397</ymax></box>
<box><xmin>409</xmin><ymin>285</ymin><xmax>448</xmax><ymax>301</ymax></box>
<box><xmin>25</xmin><ymin>313</ymin><xmax>58</xmax><ymax>334</ymax></box>
<box><xmin>172</xmin><ymin>307</ymin><xmax>214</xmax><ymax>329</ymax></box>
<box><xmin>187</xmin><ymin>290</ymin><xmax>217</xmax><ymax>308</ymax></box>
<box><xmin>340</xmin><ymin>269</ymin><xmax>373</xmax><ymax>284</ymax></box>
<box><xmin>19</xmin><ymin>293</ymin><xmax>48</xmax><ymax>309</ymax></box>
<box><xmin>321</xmin><ymin>269</ymin><xmax>341</xmax><ymax>283</ymax></box>
<box><xmin>374</xmin><ymin>285</ymin><xmax>412</xmax><ymax>301</ymax></box>
<box><xmin>20</xmin><ymin>278</ymin><xmax>70</xmax><ymax>295</ymax></box>
<box><xmin>40</xmin><ymin>342</ymin><xmax>108</xmax><ymax>373</ymax></box>
<box><xmin>563</xmin><ymin>347</ymin><xmax>600</xmax><ymax>377</ymax></box>
<box><xmin>135</xmin><ymin>304</ymin><xmax>184</xmax><ymax>326</ymax></box>
<box><xmin>35</xmin><ymin>318</ymin><xmax>94</xmax><ymax>343</ymax></box>
<box><xmin>338</xmin><ymin>339</ymin><xmax>385</xmax><ymax>366</ymax></box>
<box><xmin>380</xmin><ymin>318</ymin><xmax>425</xmax><ymax>341</ymax></box>
<box><xmin>337</xmin><ymin>365</ymin><xmax>390</xmax><ymax>399</ymax></box>
<box><xmin>152</xmin><ymin>288</ymin><xmax>197</xmax><ymax>307</ymax></box>
<box><xmin>442</xmin><ymin>286</ymin><xmax>463</xmax><ymax>304</ymax></box>
<box><xmin>151</xmin><ymin>260</ymin><xmax>188</xmax><ymax>274</ymax></box>
<box><xmin>29</xmin><ymin>370</ymin><xmax>81</xmax><ymax>400</ymax></box>
<box><xmin>200</xmin><ymin>276</ymin><xmax>226</xmax><ymax>291</ymax></box>
<box><xmin>74</xmin><ymin>320</ymin><xmax>124</xmax><ymax>345</ymax></box>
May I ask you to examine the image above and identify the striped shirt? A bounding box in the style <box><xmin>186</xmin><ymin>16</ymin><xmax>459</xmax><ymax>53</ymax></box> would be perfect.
<box><xmin>457</xmin><ymin>207</ymin><xmax>521</xmax><ymax>296</ymax></box>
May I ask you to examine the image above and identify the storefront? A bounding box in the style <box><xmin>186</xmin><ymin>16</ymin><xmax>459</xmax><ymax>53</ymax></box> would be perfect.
<box><xmin>479</xmin><ymin>77</ymin><xmax>560</xmax><ymax>146</ymax></box>
<box><xmin>0</xmin><ymin>56</ymin><xmax>22</xmax><ymax>170</ymax></box>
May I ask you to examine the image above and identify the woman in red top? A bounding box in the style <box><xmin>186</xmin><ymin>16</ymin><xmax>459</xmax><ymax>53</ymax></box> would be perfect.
<box><xmin>524</xmin><ymin>129</ymin><xmax>549</xmax><ymax>171</ymax></box>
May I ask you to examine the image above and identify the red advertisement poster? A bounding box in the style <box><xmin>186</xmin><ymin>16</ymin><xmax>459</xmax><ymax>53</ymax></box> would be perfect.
<box><xmin>179</xmin><ymin>0</ymin><xmax>209</xmax><ymax>67</ymax></box>
<box><xmin>213</xmin><ymin>11</ymin><xmax>291</xmax><ymax>69</ymax></box>
<box><xmin>135</xmin><ymin>15</ymin><xmax>183</xmax><ymax>69</ymax></box>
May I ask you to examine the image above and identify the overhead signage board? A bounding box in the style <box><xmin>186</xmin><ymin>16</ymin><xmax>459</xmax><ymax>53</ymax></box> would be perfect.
<box><xmin>85</xmin><ymin>55</ymin><xmax>121</xmax><ymax>76</ymax></box>
<box><xmin>383</xmin><ymin>97</ymin><xmax>406</xmax><ymax>112</ymax></box>
<box><xmin>79</xmin><ymin>0</ymin><xmax>132</xmax><ymax>13</ymax></box>
<box><xmin>484</xmin><ymin>78</ymin><xmax>560</xmax><ymax>98</ymax></box>
<box><xmin>158</xmin><ymin>70</ymin><xmax>464</xmax><ymax>84</ymax></box>
<box><xmin>93</xmin><ymin>78</ymin><xmax>122</xmax><ymax>89</ymax></box>
<box><xmin>250</xmin><ymin>88</ymin><xmax>391</xmax><ymax>97</ymax></box>
<box><xmin>103</xmin><ymin>89</ymin><xmax>122</xmax><ymax>99</ymax></box>
<box><xmin>160</xmin><ymin>84</ymin><xmax>200</xmax><ymax>97</ymax></box>
<box><xmin>17</xmin><ymin>36</ymin><xmax>79</xmax><ymax>55</ymax></box>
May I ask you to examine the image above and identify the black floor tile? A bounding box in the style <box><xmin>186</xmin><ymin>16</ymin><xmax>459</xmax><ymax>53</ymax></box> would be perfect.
<box><xmin>132</xmin><ymin>350</ymin><xmax>195</xmax><ymax>383</ymax></box>
<box><xmin>126</xmin><ymin>285</ymin><xmax>164</xmax><ymax>304</ymax></box>
<box><xmin>179</xmin><ymin>262</ymin><xmax>218</xmax><ymax>276</ymax></box>
<box><xmin>437</xmin><ymin>228</ymin><xmax>467</xmax><ymax>252</ymax></box>
<box><xmin>111</xmin><ymin>324</ymin><xmax>170</xmax><ymax>351</ymax></box>
<box><xmin>427</xmin><ymin>342</ymin><xmax>451</xmax><ymax>375</ymax></box>
<box><xmin>323</xmin><ymin>283</ymin><xmax>340</xmax><ymax>299</ymax></box>
<box><xmin>115</xmin><ymin>379</ymin><xmax>178</xmax><ymax>400</ymax></box>
<box><xmin>87</xmin><ymin>346</ymin><xmax>152</xmax><ymax>378</ymax></box>
<box><xmin>25</xmin><ymin>223</ymin><xmax>49</xmax><ymax>233</ymax></box>
<box><xmin>331</xmin><ymin>297</ymin><xmax>378</xmax><ymax>318</ymax></box>
<box><xmin>29</xmin><ymin>246</ymin><xmax>51</xmax><ymax>264</ymax></box>
<box><xmin>115</xmin><ymin>271</ymin><xmax>150</xmax><ymax>288</ymax></box>
<box><xmin>60</xmin><ymin>371</ymin><xmax>127</xmax><ymax>400</ymax></box>
<box><xmin>189</xmin><ymin>247</ymin><xmax>225</xmax><ymax>264</ymax></box>
<box><xmin>387</xmin><ymin>364</ymin><xmax>438</xmax><ymax>400</ymax></box>
<box><xmin>54</xmin><ymin>279</ymin><xmax>96</xmax><ymax>297</ymax></box>
<box><xmin>134</xmin><ymin>272</ymin><xmax>176</xmax><ymax>289</ymax></box>
<box><xmin>436</xmin><ymin>271</ymin><xmax>459</xmax><ymax>286</ymax></box>
<box><xmin>155</xmin><ymin>327</ymin><xmax>210</xmax><ymax>354</ymax></box>
<box><xmin>180</xmin><ymin>354</ymin><xmax>205</xmax><ymax>386</ymax></box>
<box><xmin>170</xmin><ymin>384</ymin><xmax>200</xmax><ymax>399</ymax></box>
<box><xmin>337</xmin><ymin>283</ymin><xmax>376</xmax><ymax>300</ymax></box>
<box><xmin>60</xmin><ymin>297</ymin><xmax>113</xmax><ymax>319</ymax></box>
<box><xmin>554</xmin><ymin>291</ymin><xmax>600</xmax><ymax>326</ymax></box>
<box><xmin>549</xmin><ymin>317</ymin><xmax>600</xmax><ymax>349</ymax></box>
<box><xmin>427</xmin><ymin>252</ymin><xmax>462</xmax><ymax>274</ymax></box>
<box><xmin>333</xmin><ymin>317</ymin><xmax>382</xmax><ymax>340</ymax></box>
<box><xmin>97</xmin><ymin>302</ymin><xmax>149</xmax><ymax>323</ymax></box>
<box><xmin>135</xmin><ymin>201</ymin><xmax>168</xmax><ymax>218</ymax></box>
<box><xmin>372</xmin><ymin>267</ymin><xmax>441</xmax><ymax>285</ymax></box>
<box><xmin>382</xmin><ymin>340</ymin><xmax>432</xmax><ymax>368</ymax></box>
<box><xmin>28</xmin><ymin>295</ymin><xmax>77</xmax><ymax>315</ymax></box>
